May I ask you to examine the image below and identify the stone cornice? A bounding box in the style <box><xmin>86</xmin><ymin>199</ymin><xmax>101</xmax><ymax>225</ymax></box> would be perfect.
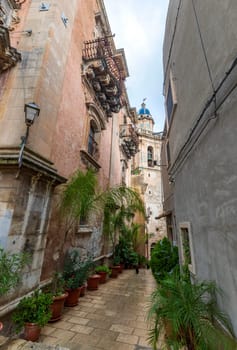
<box><xmin>0</xmin><ymin>148</ymin><xmax>66</xmax><ymax>184</ymax></box>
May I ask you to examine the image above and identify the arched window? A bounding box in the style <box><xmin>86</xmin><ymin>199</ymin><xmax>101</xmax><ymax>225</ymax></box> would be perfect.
<box><xmin>147</xmin><ymin>146</ymin><xmax>153</xmax><ymax>167</ymax></box>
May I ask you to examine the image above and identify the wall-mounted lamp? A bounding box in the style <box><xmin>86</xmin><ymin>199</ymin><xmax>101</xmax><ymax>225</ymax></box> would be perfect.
<box><xmin>18</xmin><ymin>102</ymin><xmax>40</xmax><ymax>167</ymax></box>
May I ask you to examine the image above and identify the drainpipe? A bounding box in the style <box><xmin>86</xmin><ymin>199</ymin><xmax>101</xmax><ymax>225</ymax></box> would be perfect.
<box><xmin>109</xmin><ymin>115</ymin><xmax>115</xmax><ymax>187</ymax></box>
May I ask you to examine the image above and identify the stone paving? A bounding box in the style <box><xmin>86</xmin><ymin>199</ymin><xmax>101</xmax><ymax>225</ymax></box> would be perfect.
<box><xmin>6</xmin><ymin>269</ymin><xmax>160</xmax><ymax>350</ymax></box>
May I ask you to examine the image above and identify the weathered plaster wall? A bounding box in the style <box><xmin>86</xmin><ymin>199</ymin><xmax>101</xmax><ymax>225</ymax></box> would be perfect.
<box><xmin>174</xmin><ymin>92</ymin><xmax>237</xmax><ymax>333</ymax></box>
<box><xmin>0</xmin><ymin>168</ymin><xmax>53</xmax><ymax>304</ymax></box>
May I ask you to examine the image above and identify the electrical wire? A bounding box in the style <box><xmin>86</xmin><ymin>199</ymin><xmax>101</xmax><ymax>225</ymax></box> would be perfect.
<box><xmin>191</xmin><ymin>0</ymin><xmax>215</xmax><ymax>95</ymax></box>
<box><xmin>169</xmin><ymin>60</ymin><xmax>237</xmax><ymax>177</ymax></box>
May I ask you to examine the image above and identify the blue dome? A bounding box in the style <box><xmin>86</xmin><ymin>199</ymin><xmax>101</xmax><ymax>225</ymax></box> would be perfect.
<box><xmin>138</xmin><ymin>102</ymin><xmax>151</xmax><ymax>116</ymax></box>
<box><xmin>139</xmin><ymin>107</ymin><xmax>151</xmax><ymax>115</ymax></box>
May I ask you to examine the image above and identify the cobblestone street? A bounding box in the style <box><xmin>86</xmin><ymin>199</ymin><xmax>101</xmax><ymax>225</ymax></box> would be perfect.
<box><xmin>6</xmin><ymin>269</ymin><xmax>160</xmax><ymax>350</ymax></box>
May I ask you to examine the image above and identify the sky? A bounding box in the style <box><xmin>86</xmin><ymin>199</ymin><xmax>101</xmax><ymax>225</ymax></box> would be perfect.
<box><xmin>103</xmin><ymin>0</ymin><xmax>170</xmax><ymax>131</ymax></box>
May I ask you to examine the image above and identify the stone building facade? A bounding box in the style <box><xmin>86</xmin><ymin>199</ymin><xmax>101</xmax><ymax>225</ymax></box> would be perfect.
<box><xmin>0</xmin><ymin>0</ymin><xmax>138</xmax><ymax>314</ymax></box>
<box><xmin>163</xmin><ymin>0</ymin><xmax>237</xmax><ymax>335</ymax></box>
<box><xmin>132</xmin><ymin>102</ymin><xmax>166</xmax><ymax>258</ymax></box>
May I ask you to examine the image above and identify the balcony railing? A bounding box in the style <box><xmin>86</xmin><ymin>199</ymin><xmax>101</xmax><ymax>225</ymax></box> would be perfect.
<box><xmin>83</xmin><ymin>37</ymin><xmax>121</xmax><ymax>82</ymax></box>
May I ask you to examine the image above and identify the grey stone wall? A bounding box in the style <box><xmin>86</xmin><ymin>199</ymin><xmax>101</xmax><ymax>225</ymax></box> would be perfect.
<box><xmin>163</xmin><ymin>0</ymin><xmax>237</xmax><ymax>335</ymax></box>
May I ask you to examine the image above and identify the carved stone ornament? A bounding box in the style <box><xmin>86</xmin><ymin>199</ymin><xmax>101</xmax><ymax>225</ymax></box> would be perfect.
<box><xmin>0</xmin><ymin>25</ymin><xmax>21</xmax><ymax>72</ymax></box>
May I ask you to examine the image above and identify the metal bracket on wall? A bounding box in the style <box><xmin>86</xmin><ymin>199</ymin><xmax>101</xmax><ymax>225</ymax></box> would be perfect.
<box><xmin>61</xmin><ymin>13</ymin><xmax>68</xmax><ymax>27</ymax></box>
<box><xmin>39</xmin><ymin>3</ymin><xmax>50</xmax><ymax>11</ymax></box>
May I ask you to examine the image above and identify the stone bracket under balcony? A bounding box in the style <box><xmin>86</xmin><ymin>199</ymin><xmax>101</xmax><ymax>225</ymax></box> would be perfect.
<box><xmin>0</xmin><ymin>26</ymin><xmax>21</xmax><ymax>72</ymax></box>
<box><xmin>83</xmin><ymin>58</ymin><xmax>121</xmax><ymax>117</ymax></box>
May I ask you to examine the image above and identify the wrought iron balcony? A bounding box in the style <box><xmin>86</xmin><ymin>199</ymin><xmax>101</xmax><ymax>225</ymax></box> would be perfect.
<box><xmin>119</xmin><ymin>124</ymin><xmax>139</xmax><ymax>159</ymax></box>
<box><xmin>82</xmin><ymin>37</ymin><xmax>128</xmax><ymax>117</ymax></box>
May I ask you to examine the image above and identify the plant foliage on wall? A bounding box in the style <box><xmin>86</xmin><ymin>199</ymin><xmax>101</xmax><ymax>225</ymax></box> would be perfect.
<box><xmin>0</xmin><ymin>247</ymin><xmax>29</xmax><ymax>297</ymax></box>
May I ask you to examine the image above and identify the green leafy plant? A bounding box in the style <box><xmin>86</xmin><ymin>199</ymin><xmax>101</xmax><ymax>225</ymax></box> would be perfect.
<box><xmin>120</xmin><ymin>223</ymin><xmax>143</xmax><ymax>252</ymax></box>
<box><xmin>112</xmin><ymin>255</ymin><xmax>120</xmax><ymax>266</ymax></box>
<box><xmin>60</xmin><ymin>169</ymin><xmax>98</xmax><ymax>226</ymax></box>
<box><xmin>114</xmin><ymin>236</ymin><xmax>140</xmax><ymax>267</ymax></box>
<box><xmin>150</xmin><ymin>237</ymin><xmax>179</xmax><ymax>283</ymax></box>
<box><xmin>103</xmin><ymin>186</ymin><xmax>145</xmax><ymax>253</ymax></box>
<box><xmin>138</xmin><ymin>254</ymin><xmax>148</xmax><ymax>267</ymax></box>
<box><xmin>95</xmin><ymin>265</ymin><xmax>110</xmax><ymax>274</ymax></box>
<box><xmin>0</xmin><ymin>247</ymin><xmax>30</xmax><ymax>296</ymax></box>
<box><xmin>148</xmin><ymin>272</ymin><xmax>236</xmax><ymax>350</ymax></box>
<box><xmin>63</xmin><ymin>249</ymin><xmax>94</xmax><ymax>289</ymax></box>
<box><xmin>12</xmin><ymin>291</ymin><xmax>53</xmax><ymax>331</ymax></box>
<box><xmin>44</xmin><ymin>272</ymin><xmax>65</xmax><ymax>297</ymax></box>
<box><xmin>60</xmin><ymin>170</ymin><xmax>145</xmax><ymax>250</ymax></box>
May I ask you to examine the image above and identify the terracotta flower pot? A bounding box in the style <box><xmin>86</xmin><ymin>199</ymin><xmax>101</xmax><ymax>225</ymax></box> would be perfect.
<box><xmin>87</xmin><ymin>274</ymin><xmax>100</xmax><ymax>290</ymax></box>
<box><xmin>65</xmin><ymin>287</ymin><xmax>81</xmax><ymax>307</ymax></box>
<box><xmin>24</xmin><ymin>322</ymin><xmax>41</xmax><ymax>342</ymax></box>
<box><xmin>110</xmin><ymin>266</ymin><xmax>120</xmax><ymax>278</ymax></box>
<box><xmin>49</xmin><ymin>292</ymin><xmax>68</xmax><ymax>322</ymax></box>
<box><xmin>118</xmin><ymin>264</ymin><xmax>124</xmax><ymax>273</ymax></box>
<box><xmin>97</xmin><ymin>271</ymin><xmax>107</xmax><ymax>283</ymax></box>
<box><xmin>79</xmin><ymin>284</ymin><xmax>86</xmax><ymax>297</ymax></box>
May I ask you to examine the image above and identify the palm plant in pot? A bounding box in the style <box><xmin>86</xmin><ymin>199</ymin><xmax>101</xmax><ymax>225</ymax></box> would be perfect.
<box><xmin>12</xmin><ymin>290</ymin><xmax>53</xmax><ymax>342</ymax></box>
<box><xmin>148</xmin><ymin>271</ymin><xmax>237</xmax><ymax>350</ymax></box>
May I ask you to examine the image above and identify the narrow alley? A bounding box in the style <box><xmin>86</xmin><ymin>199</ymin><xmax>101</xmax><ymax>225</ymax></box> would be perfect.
<box><xmin>7</xmin><ymin>270</ymin><xmax>159</xmax><ymax>350</ymax></box>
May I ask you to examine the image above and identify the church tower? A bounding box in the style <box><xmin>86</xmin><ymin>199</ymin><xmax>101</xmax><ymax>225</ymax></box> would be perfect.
<box><xmin>132</xmin><ymin>101</ymin><xmax>167</xmax><ymax>258</ymax></box>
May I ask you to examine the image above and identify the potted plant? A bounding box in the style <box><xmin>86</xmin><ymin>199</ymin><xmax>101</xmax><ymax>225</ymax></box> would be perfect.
<box><xmin>12</xmin><ymin>290</ymin><xmax>53</xmax><ymax>342</ymax></box>
<box><xmin>63</xmin><ymin>249</ymin><xmax>93</xmax><ymax>305</ymax></box>
<box><xmin>110</xmin><ymin>255</ymin><xmax>121</xmax><ymax>278</ymax></box>
<box><xmin>87</xmin><ymin>273</ymin><xmax>101</xmax><ymax>290</ymax></box>
<box><xmin>45</xmin><ymin>272</ymin><xmax>68</xmax><ymax>322</ymax></box>
<box><xmin>95</xmin><ymin>265</ymin><xmax>110</xmax><ymax>283</ymax></box>
<box><xmin>148</xmin><ymin>272</ymin><xmax>236</xmax><ymax>350</ymax></box>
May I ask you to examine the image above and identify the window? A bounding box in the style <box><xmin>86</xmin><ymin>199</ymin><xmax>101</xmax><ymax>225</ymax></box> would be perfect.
<box><xmin>179</xmin><ymin>222</ymin><xmax>196</xmax><ymax>274</ymax></box>
<box><xmin>88</xmin><ymin>120</ymin><xmax>99</xmax><ymax>160</ymax></box>
<box><xmin>165</xmin><ymin>70</ymin><xmax>177</xmax><ymax>127</ymax></box>
<box><xmin>147</xmin><ymin>146</ymin><xmax>153</xmax><ymax>167</ymax></box>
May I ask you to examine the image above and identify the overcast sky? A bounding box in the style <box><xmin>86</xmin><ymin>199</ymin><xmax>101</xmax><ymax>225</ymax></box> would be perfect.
<box><xmin>104</xmin><ymin>0</ymin><xmax>169</xmax><ymax>131</ymax></box>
